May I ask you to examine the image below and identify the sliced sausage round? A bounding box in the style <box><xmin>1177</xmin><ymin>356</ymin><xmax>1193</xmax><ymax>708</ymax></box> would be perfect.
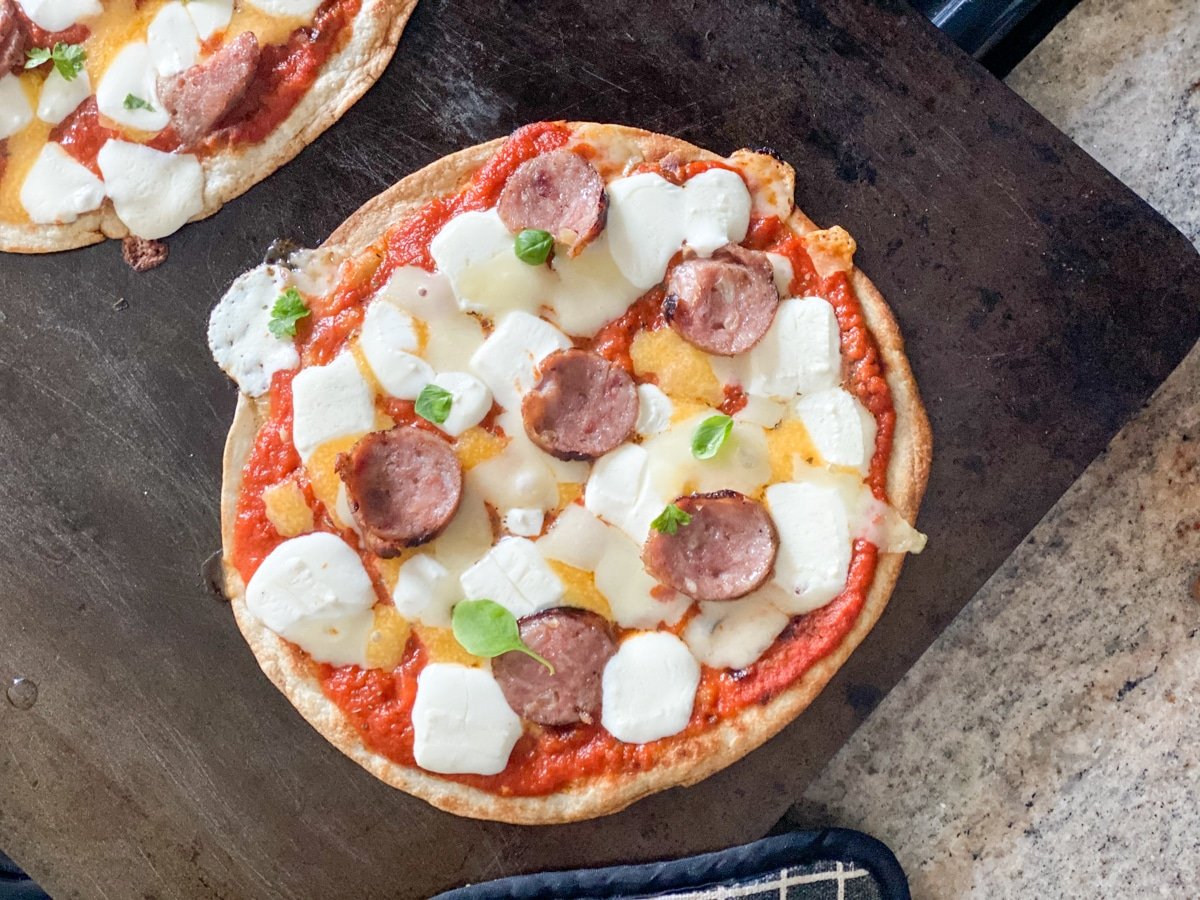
<box><xmin>0</xmin><ymin>1</ymin><xmax>25</xmax><ymax>74</ymax></box>
<box><xmin>664</xmin><ymin>243</ymin><xmax>780</xmax><ymax>356</ymax></box>
<box><xmin>158</xmin><ymin>31</ymin><xmax>261</xmax><ymax>151</ymax></box>
<box><xmin>493</xmin><ymin>608</ymin><xmax>617</xmax><ymax>726</ymax></box>
<box><xmin>643</xmin><ymin>491</ymin><xmax>779</xmax><ymax>601</ymax></box>
<box><xmin>522</xmin><ymin>349</ymin><xmax>638</xmax><ymax>460</ymax></box>
<box><xmin>335</xmin><ymin>426</ymin><xmax>462</xmax><ymax>558</ymax></box>
<box><xmin>497</xmin><ymin>149</ymin><xmax>607</xmax><ymax>256</ymax></box>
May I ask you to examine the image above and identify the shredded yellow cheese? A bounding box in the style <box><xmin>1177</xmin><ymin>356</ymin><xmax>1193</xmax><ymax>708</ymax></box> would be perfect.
<box><xmin>630</xmin><ymin>328</ymin><xmax>724</xmax><ymax>407</ymax></box>
<box><xmin>365</xmin><ymin>606</ymin><xmax>411</xmax><ymax>670</ymax></box>
<box><xmin>262</xmin><ymin>478</ymin><xmax>313</xmax><ymax>537</ymax></box>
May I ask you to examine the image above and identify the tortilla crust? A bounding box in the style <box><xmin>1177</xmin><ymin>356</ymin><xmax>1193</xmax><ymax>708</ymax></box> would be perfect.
<box><xmin>0</xmin><ymin>0</ymin><xmax>416</xmax><ymax>254</ymax></box>
<box><xmin>219</xmin><ymin>124</ymin><xmax>933</xmax><ymax>824</ymax></box>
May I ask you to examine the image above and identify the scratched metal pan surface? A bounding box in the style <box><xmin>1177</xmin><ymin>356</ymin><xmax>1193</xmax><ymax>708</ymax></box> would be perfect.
<box><xmin>2</xmin><ymin>1</ymin><xmax>1199</xmax><ymax>898</ymax></box>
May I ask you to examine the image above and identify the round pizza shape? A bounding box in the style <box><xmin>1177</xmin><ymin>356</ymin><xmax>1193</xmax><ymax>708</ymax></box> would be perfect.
<box><xmin>0</xmin><ymin>0</ymin><xmax>416</xmax><ymax>260</ymax></box>
<box><xmin>208</xmin><ymin>121</ymin><xmax>932</xmax><ymax>823</ymax></box>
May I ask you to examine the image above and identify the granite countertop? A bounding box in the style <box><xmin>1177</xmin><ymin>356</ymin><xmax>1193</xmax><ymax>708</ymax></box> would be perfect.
<box><xmin>790</xmin><ymin>0</ymin><xmax>1200</xmax><ymax>894</ymax></box>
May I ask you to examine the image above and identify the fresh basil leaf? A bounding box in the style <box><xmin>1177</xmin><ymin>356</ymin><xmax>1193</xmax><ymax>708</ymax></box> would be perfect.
<box><xmin>52</xmin><ymin>43</ymin><xmax>86</xmax><ymax>81</ymax></box>
<box><xmin>267</xmin><ymin>287</ymin><xmax>310</xmax><ymax>339</ymax></box>
<box><xmin>452</xmin><ymin>599</ymin><xmax>555</xmax><ymax>673</ymax></box>
<box><xmin>123</xmin><ymin>93</ymin><xmax>154</xmax><ymax>112</ymax></box>
<box><xmin>414</xmin><ymin>383</ymin><xmax>453</xmax><ymax>425</ymax></box>
<box><xmin>513</xmin><ymin>228</ymin><xmax>554</xmax><ymax>265</ymax></box>
<box><xmin>650</xmin><ymin>503</ymin><xmax>693</xmax><ymax>535</ymax></box>
<box><xmin>691</xmin><ymin>414</ymin><xmax>733</xmax><ymax>460</ymax></box>
<box><xmin>24</xmin><ymin>47</ymin><xmax>52</xmax><ymax>70</ymax></box>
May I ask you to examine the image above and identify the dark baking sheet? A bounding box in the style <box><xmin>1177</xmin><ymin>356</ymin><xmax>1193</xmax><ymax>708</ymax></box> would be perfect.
<box><xmin>2</xmin><ymin>1</ymin><xmax>1199</xmax><ymax>898</ymax></box>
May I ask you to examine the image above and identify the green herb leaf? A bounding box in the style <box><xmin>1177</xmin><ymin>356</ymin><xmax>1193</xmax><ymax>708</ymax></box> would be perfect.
<box><xmin>513</xmin><ymin>228</ymin><xmax>554</xmax><ymax>266</ymax></box>
<box><xmin>267</xmin><ymin>287</ymin><xmax>310</xmax><ymax>339</ymax></box>
<box><xmin>691</xmin><ymin>414</ymin><xmax>733</xmax><ymax>460</ymax></box>
<box><xmin>50</xmin><ymin>43</ymin><xmax>87</xmax><ymax>81</ymax></box>
<box><xmin>123</xmin><ymin>93</ymin><xmax>154</xmax><ymax>112</ymax></box>
<box><xmin>451</xmin><ymin>599</ymin><xmax>555</xmax><ymax>673</ymax></box>
<box><xmin>415</xmin><ymin>383</ymin><xmax>453</xmax><ymax>425</ymax></box>
<box><xmin>651</xmin><ymin>503</ymin><xmax>693</xmax><ymax>535</ymax></box>
<box><xmin>24</xmin><ymin>47</ymin><xmax>52</xmax><ymax>70</ymax></box>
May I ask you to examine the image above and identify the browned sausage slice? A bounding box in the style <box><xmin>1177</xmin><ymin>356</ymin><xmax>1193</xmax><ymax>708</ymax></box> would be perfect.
<box><xmin>497</xmin><ymin>149</ymin><xmax>607</xmax><ymax>256</ymax></box>
<box><xmin>335</xmin><ymin>427</ymin><xmax>463</xmax><ymax>558</ymax></box>
<box><xmin>0</xmin><ymin>0</ymin><xmax>25</xmax><ymax>74</ymax></box>
<box><xmin>664</xmin><ymin>243</ymin><xmax>780</xmax><ymax>356</ymax></box>
<box><xmin>493</xmin><ymin>608</ymin><xmax>617</xmax><ymax>726</ymax></box>
<box><xmin>522</xmin><ymin>349</ymin><xmax>638</xmax><ymax>461</ymax></box>
<box><xmin>643</xmin><ymin>491</ymin><xmax>779</xmax><ymax>601</ymax></box>
<box><xmin>157</xmin><ymin>32</ymin><xmax>261</xmax><ymax>151</ymax></box>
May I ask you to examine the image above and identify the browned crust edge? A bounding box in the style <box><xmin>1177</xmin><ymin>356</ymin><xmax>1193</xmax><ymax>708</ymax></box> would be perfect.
<box><xmin>218</xmin><ymin>123</ymin><xmax>934</xmax><ymax>824</ymax></box>
<box><xmin>0</xmin><ymin>0</ymin><xmax>417</xmax><ymax>254</ymax></box>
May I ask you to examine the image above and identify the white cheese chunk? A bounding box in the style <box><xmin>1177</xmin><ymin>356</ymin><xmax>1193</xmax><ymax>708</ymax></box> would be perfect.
<box><xmin>601</xmin><ymin>632</ymin><xmax>700</xmax><ymax>744</ymax></box>
<box><xmin>147</xmin><ymin>3</ymin><xmax>200</xmax><ymax>76</ymax></box>
<box><xmin>95</xmin><ymin>43</ymin><xmax>169</xmax><ymax>132</ymax></box>
<box><xmin>36</xmin><ymin>68</ymin><xmax>91</xmax><ymax>125</ymax></box>
<box><xmin>683</xmin><ymin>588</ymin><xmax>791</xmax><ymax>670</ymax></box>
<box><xmin>290</xmin><ymin>351</ymin><xmax>375</xmax><ymax>462</ymax></box>
<box><xmin>411</xmin><ymin>664</ymin><xmax>522</xmax><ymax>775</ymax></box>
<box><xmin>584</xmin><ymin>442</ymin><xmax>666</xmax><ymax>545</ymax></box>
<box><xmin>424</xmin><ymin>312</ymin><xmax>485</xmax><ymax>371</ymax></box>
<box><xmin>468</xmin><ymin>310</ymin><xmax>571</xmax><ymax>410</ymax></box>
<box><xmin>548</xmin><ymin>232</ymin><xmax>644</xmax><ymax>336</ymax></box>
<box><xmin>392</xmin><ymin>554</ymin><xmax>459</xmax><ymax>628</ymax></box>
<box><xmin>643</xmin><ymin>412</ymin><xmax>772</xmax><ymax>503</ymax></box>
<box><xmin>504</xmin><ymin>507</ymin><xmax>544</xmax><ymax>538</ymax></box>
<box><xmin>605</xmin><ymin>169</ymin><xmax>751</xmax><ymax>290</ymax></box>
<box><xmin>208</xmin><ymin>265</ymin><xmax>300</xmax><ymax>398</ymax></box>
<box><xmin>459</xmin><ymin>536</ymin><xmax>564</xmax><ymax>619</ymax></box>
<box><xmin>593</xmin><ymin>527</ymin><xmax>691</xmax><ymax>629</ymax></box>
<box><xmin>19</xmin><ymin>143</ymin><xmax>104</xmax><ymax>225</ymax></box>
<box><xmin>635</xmin><ymin>383</ymin><xmax>672</xmax><ymax>436</ymax></box>
<box><xmin>710</xmin><ymin>296</ymin><xmax>842</xmax><ymax>401</ymax></box>
<box><xmin>765</xmin><ymin>251</ymin><xmax>794</xmax><ymax>297</ymax></box>
<box><xmin>333</xmin><ymin>482</ymin><xmax>359</xmax><ymax>535</ymax></box>
<box><xmin>15</xmin><ymin>0</ymin><xmax>100</xmax><ymax>31</ymax></box>
<box><xmin>535</xmin><ymin>504</ymin><xmax>610</xmax><ymax>572</ymax></box>
<box><xmin>0</xmin><ymin>74</ymin><xmax>32</xmax><ymax>140</ymax></box>
<box><xmin>377</xmin><ymin>267</ymin><xmax>486</xmax><ymax>369</ymax></box>
<box><xmin>468</xmin><ymin>427</ymin><xmax>560</xmax><ymax>514</ymax></box>
<box><xmin>431</xmin><ymin>371</ymin><xmax>491</xmax><ymax>437</ymax></box>
<box><xmin>795</xmin><ymin>387</ymin><xmax>877</xmax><ymax>473</ymax></box>
<box><xmin>244</xmin><ymin>0</ymin><xmax>323</xmax><ymax>16</ymax></box>
<box><xmin>431</xmin><ymin>208</ymin><xmax>552</xmax><ymax>316</ymax></box>
<box><xmin>358</xmin><ymin>298</ymin><xmax>431</xmax><ymax>400</ymax></box>
<box><xmin>184</xmin><ymin>0</ymin><xmax>234</xmax><ymax>40</ymax></box>
<box><xmin>766</xmin><ymin>480</ymin><xmax>852</xmax><ymax>614</ymax></box>
<box><xmin>734</xmin><ymin>394</ymin><xmax>786</xmax><ymax>429</ymax></box>
<box><xmin>244</xmin><ymin>532</ymin><xmax>376</xmax><ymax>667</ymax></box>
<box><xmin>96</xmin><ymin>140</ymin><xmax>203</xmax><ymax>239</ymax></box>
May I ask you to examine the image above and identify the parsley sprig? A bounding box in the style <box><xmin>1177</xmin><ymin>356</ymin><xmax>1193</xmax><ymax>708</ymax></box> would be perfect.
<box><xmin>267</xmin><ymin>287</ymin><xmax>310</xmax><ymax>339</ymax></box>
<box><xmin>25</xmin><ymin>43</ymin><xmax>87</xmax><ymax>81</ymax></box>
<box><xmin>651</xmin><ymin>503</ymin><xmax>693</xmax><ymax>535</ymax></box>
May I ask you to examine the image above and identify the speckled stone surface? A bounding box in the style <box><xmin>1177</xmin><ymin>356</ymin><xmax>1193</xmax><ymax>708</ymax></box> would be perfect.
<box><xmin>1007</xmin><ymin>0</ymin><xmax>1200</xmax><ymax>244</ymax></box>
<box><xmin>794</xmin><ymin>4</ymin><xmax>1200</xmax><ymax>890</ymax></box>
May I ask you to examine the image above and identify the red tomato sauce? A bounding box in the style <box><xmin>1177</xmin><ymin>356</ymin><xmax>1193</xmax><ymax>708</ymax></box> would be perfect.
<box><xmin>232</xmin><ymin>124</ymin><xmax>898</xmax><ymax>796</ymax></box>
<box><xmin>16</xmin><ymin>11</ymin><xmax>88</xmax><ymax>49</ymax></box>
<box><xmin>51</xmin><ymin>98</ymin><xmax>117</xmax><ymax>176</ymax></box>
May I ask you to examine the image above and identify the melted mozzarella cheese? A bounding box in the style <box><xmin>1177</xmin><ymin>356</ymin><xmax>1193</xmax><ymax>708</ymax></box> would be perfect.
<box><xmin>377</xmin><ymin>267</ymin><xmax>487</xmax><ymax>369</ymax></box>
<box><xmin>593</xmin><ymin>527</ymin><xmax>691</xmax><ymax>629</ymax></box>
<box><xmin>36</xmin><ymin>69</ymin><xmax>91</xmax><ymax>125</ymax></box>
<box><xmin>468</xmin><ymin>310</ymin><xmax>571</xmax><ymax>410</ymax></box>
<box><xmin>245</xmin><ymin>0</ymin><xmax>323</xmax><ymax>16</ymax></box>
<box><xmin>0</xmin><ymin>74</ymin><xmax>32</xmax><ymax>140</ymax></box>
<box><xmin>503</xmin><ymin>507</ymin><xmax>544</xmax><ymax>538</ymax></box>
<box><xmin>19</xmin><ymin>143</ymin><xmax>105</xmax><ymax>225</ymax></box>
<box><xmin>95</xmin><ymin>43</ymin><xmax>168</xmax><ymax>131</ymax></box>
<box><xmin>358</xmin><ymin>298</ymin><xmax>431</xmax><ymax>399</ymax></box>
<box><xmin>207</xmin><ymin>264</ymin><xmax>300</xmax><ymax>397</ymax></box>
<box><xmin>290</xmin><ymin>351</ymin><xmax>375</xmax><ymax>462</ymax></box>
<box><xmin>766</xmin><ymin>480</ymin><xmax>852</xmax><ymax>614</ymax></box>
<box><xmin>185</xmin><ymin>0</ymin><xmax>234</xmax><ymax>40</ymax></box>
<box><xmin>735</xmin><ymin>394</ymin><xmax>786</xmax><ymax>429</ymax></box>
<box><xmin>643</xmin><ymin>412</ymin><xmax>772</xmax><ymax>502</ymax></box>
<box><xmin>459</xmin><ymin>536</ymin><xmax>564</xmax><ymax>618</ymax></box>
<box><xmin>430</xmin><ymin>484</ymin><xmax>494</xmax><ymax>582</ymax></box>
<box><xmin>430</xmin><ymin>371</ymin><xmax>491</xmax><ymax>437</ymax></box>
<box><xmin>96</xmin><ymin>140</ymin><xmax>203</xmax><ymax>239</ymax></box>
<box><xmin>392</xmin><ymin>554</ymin><xmax>459</xmax><ymax>628</ymax></box>
<box><xmin>601</xmin><ymin>632</ymin><xmax>700</xmax><ymax>743</ymax></box>
<box><xmin>548</xmin><ymin>232</ymin><xmax>643</xmax><ymax>335</ymax></box>
<box><xmin>605</xmin><ymin>169</ymin><xmax>751</xmax><ymax>289</ymax></box>
<box><xmin>411</xmin><ymin>664</ymin><xmax>522</xmax><ymax>775</ymax></box>
<box><xmin>431</xmin><ymin>209</ymin><xmax>551</xmax><ymax>316</ymax></box>
<box><xmin>794</xmin><ymin>387</ymin><xmax>877</xmax><ymax>473</ymax></box>
<box><xmin>535</xmin><ymin>504</ymin><xmax>610</xmax><ymax>572</ymax></box>
<box><xmin>15</xmin><ymin>0</ymin><xmax>100</xmax><ymax>31</ymax></box>
<box><xmin>765</xmin><ymin>251</ymin><xmax>794</xmax><ymax>297</ymax></box>
<box><xmin>710</xmin><ymin>297</ymin><xmax>842</xmax><ymax>400</ymax></box>
<box><xmin>789</xmin><ymin>461</ymin><xmax>927</xmax><ymax>556</ymax></box>
<box><xmin>635</xmin><ymin>383</ymin><xmax>672</xmax><ymax>436</ymax></box>
<box><xmin>244</xmin><ymin>532</ymin><xmax>376</xmax><ymax>667</ymax></box>
<box><xmin>147</xmin><ymin>2</ymin><xmax>201</xmax><ymax>77</ymax></box>
<box><xmin>683</xmin><ymin>588</ymin><xmax>791</xmax><ymax>670</ymax></box>
<box><xmin>584</xmin><ymin>442</ymin><xmax>666</xmax><ymax>545</ymax></box>
<box><xmin>468</xmin><ymin>430</ymin><xmax>559</xmax><ymax>513</ymax></box>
